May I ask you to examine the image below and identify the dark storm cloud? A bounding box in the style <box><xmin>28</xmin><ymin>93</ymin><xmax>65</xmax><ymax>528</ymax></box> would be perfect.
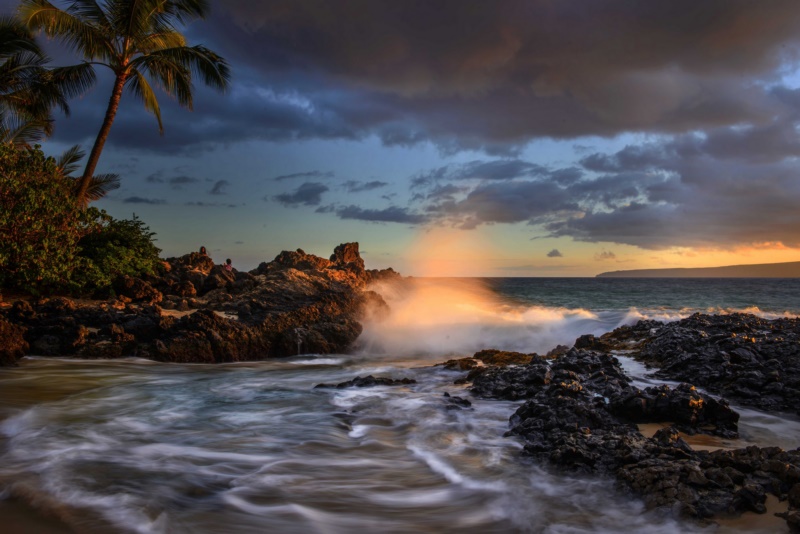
<box><xmin>185</xmin><ymin>201</ymin><xmax>238</xmax><ymax>208</ymax></box>
<box><xmin>273</xmin><ymin>170</ymin><xmax>335</xmax><ymax>182</ymax></box>
<box><xmin>273</xmin><ymin>182</ymin><xmax>329</xmax><ymax>207</ymax></box>
<box><xmin>335</xmin><ymin>205</ymin><xmax>429</xmax><ymax>224</ymax></box>
<box><xmin>210</xmin><ymin>180</ymin><xmax>230</xmax><ymax>195</ymax></box>
<box><xmin>547</xmin><ymin>249</ymin><xmax>563</xmax><ymax>258</ymax></box>
<box><xmin>191</xmin><ymin>0</ymin><xmax>800</xmax><ymax>150</ymax></box>
<box><xmin>41</xmin><ymin>0</ymin><xmax>800</xmax><ymax>154</ymax></box>
<box><xmin>343</xmin><ymin>180</ymin><xmax>389</xmax><ymax>193</ymax></box>
<box><xmin>170</xmin><ymin>176</ymin><xmax>201</xmax><ymax>188</ymax></box>
<box><xmin>123</xmin><ymin>196</ymin><xmax>167</xmax><ymax>205</ymax></box>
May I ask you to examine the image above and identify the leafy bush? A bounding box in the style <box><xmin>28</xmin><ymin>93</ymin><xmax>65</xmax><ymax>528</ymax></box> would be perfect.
<box><xmin>0</xmin><ymin>143</ymin><xmax>87</xmax><ymax>293</ymax></box>
<box><xmin>1</xmin><ymin>143</ymin><xmax>163</xmax><ymax>296</ymax></box>
<box><xmin>75</xmin><ymin>209</ymin><xmax>163</xmax><ymax>293</ymax></box>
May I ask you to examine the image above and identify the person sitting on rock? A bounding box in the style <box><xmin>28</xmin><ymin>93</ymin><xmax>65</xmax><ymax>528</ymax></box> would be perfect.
<box><xmin>225</xmin><ymin>258</ymin><xmax>233</xmax><ymax>272</ymax></box>
<box><xmin>199</xmin><ymin>246</ymin><xmax>208</xmax><ymax>256</ymax></box>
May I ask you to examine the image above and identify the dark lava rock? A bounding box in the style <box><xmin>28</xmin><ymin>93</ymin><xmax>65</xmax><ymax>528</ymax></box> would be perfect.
<box><xmin>470</xmin><ymin>344</ymin><xmax>800</xmax><ymax>529</ymax></box>
<box><xmin>114</xmin><ymin>276</ymin><xmax>163</xmax><ymax>303</ymax></box>
<box><xmin>473</xmin><ymin>349</ymin><xmax>536</xmax><ymax>366</ymax></box>
<box><xmin>609</xmin><ymin>383</ymin><xmax>740</xmax><ymax>438</ymax></box>
<box><xmin>314</xmin><ymin>375</ymin><xmax>417</xmax><ymax>389</ymax></box>
<box><xmin>603</xmin><ymin>313</ymin><xmax>800</xmax><ymax>415</ymax></box>
<box><xmin>0</xmin><ymin>318</ymin><xmax>28</xmax><ymax>366</ymax></box>
<box><xmin>443</xmin><ymin>391</ymin><xmax>472</xmax><ymax>410</ymax></box>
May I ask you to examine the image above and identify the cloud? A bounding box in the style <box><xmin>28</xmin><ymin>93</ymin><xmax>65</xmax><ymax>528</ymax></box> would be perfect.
<box><xmin>170</xmin><ymin>175</ymin><xmax>201</xmax><ymax>188</ymax></box>
<box><xmin>177</xmin><ymin>0</ymin><xmax>800</xmax><ymax>153</ymax></box>
<box><xmin>547</xmin><ymin>249</ymin><xmax>563</xmax><ymax>258</ymax></box>
<box><xmin>273</xmin><ymin>182</ymin><xmax>330</xmax><ymax>206</ymax></box>
<box><xmin>343</xmin><ymin>180</ymin><xmax>389</xmax><ymax>193</ymax></box>
<box><xmin>210</xmin><ymin>179</ymin><xmax>230</xmax><ymax>195</ymax></box>
<box><xmin>594</xmin><ymin>251</ymin><xmax>617</xmax><ymax>261</ymax></box>
<box><xmin>123</xmin><ymin>196</ymin><xmax>167</xmax><ymax>205</ymax></box>
<box><xmin>45</xmin><ymin>1</ymin><xmax>800</xmax><ymax>156</ymax></box>
<box><xmin>184</xmin><ymin>201</ymin><xmax>238</xmax><ymax>208</ymax></box>
<box><xmin>273</xmin><ymin>170</ymin><xmax>334</xmax><ymax>182</ymax></box>
<box><xmin>335</xmin><ymin>205</ymin><xmax>429</xmax><ymax>224</ymax></box>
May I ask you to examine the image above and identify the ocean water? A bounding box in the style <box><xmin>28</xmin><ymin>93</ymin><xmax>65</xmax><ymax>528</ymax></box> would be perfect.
<box><xmin>1</xmin><ymin>277</ymin><xmax>799</xmax><ymax>534</ymax></box>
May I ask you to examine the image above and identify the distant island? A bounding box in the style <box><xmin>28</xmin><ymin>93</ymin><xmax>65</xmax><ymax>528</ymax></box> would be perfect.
<box><xmin>596</xmin><ymin>261</ymin><xmax>800</xmax><ymax>278</ymax></box>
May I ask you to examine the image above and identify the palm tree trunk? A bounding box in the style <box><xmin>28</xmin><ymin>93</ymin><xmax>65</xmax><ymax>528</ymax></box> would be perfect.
<box><xmin>77</xmin><ymin>73</ymin><xmax>127</xmax><ymax>205</ymax></box>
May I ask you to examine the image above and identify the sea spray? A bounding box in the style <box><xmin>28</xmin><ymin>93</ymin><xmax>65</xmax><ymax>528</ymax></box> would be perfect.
<box><xmin>360</xmin><ymin>277</ymin><xmax>654</xmax><ymax>357</ymax></box>
<box><xmin>358</xmin><ymin>277</ymin><xmax>800</xmax><ymax>358</ymax></box>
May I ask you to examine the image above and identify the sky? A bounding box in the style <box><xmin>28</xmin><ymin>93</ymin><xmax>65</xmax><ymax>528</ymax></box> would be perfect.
<box><xmin>6</xmin><ymin>0</ymin><xmax>800</xmax><ymax>276</ymax></box>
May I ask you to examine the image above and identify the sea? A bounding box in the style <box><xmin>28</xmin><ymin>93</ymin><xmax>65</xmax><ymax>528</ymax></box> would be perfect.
<box><xmin>1</xmin><ymin>277</ymin><xmax>800</xmax><ymax>534</ymax></box>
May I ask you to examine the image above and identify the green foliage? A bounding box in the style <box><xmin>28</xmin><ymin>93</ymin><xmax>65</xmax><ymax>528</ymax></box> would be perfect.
<box><xmin>0</xmin><ymin>143</ymin><xmax>162</xmax><ymax>296</ymax></box>
<box><xmin>75</xmin><ymin>209</ymin><xmax>163</xmax><ymax>292</ymax></box>
<box><xmin>0</xmin><ymin>142</ymin><xmax>86</xmax><ymax>293</ymax></box>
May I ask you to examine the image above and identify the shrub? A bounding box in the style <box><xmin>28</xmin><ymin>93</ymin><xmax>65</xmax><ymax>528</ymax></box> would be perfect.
<box><xmin>0</xmin><ymin>143</ymin><xmax>86</xmax><ymax>293</ymax></box>
<box><xmin>1</xmin><ymin>143</ymin><xmax>163</xmax><ymax>296</ymax></box>
<box><xmin>75</xmin><ymin>209</ymin><xmax>163</xmax><ymax>293</ymax></box>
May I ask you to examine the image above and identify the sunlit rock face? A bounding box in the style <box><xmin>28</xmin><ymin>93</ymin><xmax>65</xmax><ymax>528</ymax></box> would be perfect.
<box><xmin>1</xmin><ymin>243</ymin><xmax>391</xmax><ymax>363</ymax></box>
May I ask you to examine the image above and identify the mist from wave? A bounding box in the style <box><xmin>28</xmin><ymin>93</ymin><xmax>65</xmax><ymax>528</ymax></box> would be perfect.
<box><xmin>358</xmin><ymin>277</ymin><xmax>799</xmax><ymax>358</ymax></box>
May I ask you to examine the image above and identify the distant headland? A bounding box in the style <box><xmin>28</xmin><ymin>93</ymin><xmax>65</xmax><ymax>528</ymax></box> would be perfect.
<box><xmin>596</xmin><ymin>261</ymin><xmax>800</xmax><ymax>278</ymax></box>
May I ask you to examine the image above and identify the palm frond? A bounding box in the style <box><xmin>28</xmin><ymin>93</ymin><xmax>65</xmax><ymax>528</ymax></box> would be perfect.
<box><xmin>157</xmin><ymin>0</ymin><xmax>208</xmax><ymax>28</ymax></box>
<box><xmin>126</xmin><ymin>68</ymin><xmax>163</xmax><ymax>132</ymax></box>
<box><xmin>82</xmin><ymin>172</ymin><xmax>121</xmax><ymax>202</ymax></box>
<box><xmin>20</xmin><ymin>0</ymin><xmax>115</xmax><ymax>62</ymax></box>
<box><xmin>56</xmin><ymin>144</ymin><xmax>85</xmax><ymax>176</ymax></box>
<box><xmin>49</xmin><ymin>62</ymin><xmax>97</xmax><ymax>100</ymax></box>
<box><xmin>0</xmin><ymin>15</ymin><xmax>42</xmax><ymax>58</ymax></box>
<box><xmin>132</xmin><ymin>44</ymin><xmax>230</xmax><ymax>97</ymax></box>
<box><xmin>135</xmin><ymin>29</ymin><xmax>186</xmax><ymax>54</ymax></box>
<box><xmin>130</xmin><ymin>51</ymin><xmax>193</xmax><ymax>108</ymax></box>
<box><xmin>0</xmin><ymin>111</ymin><xmax>50</xmax><ymax>145</ymax></box>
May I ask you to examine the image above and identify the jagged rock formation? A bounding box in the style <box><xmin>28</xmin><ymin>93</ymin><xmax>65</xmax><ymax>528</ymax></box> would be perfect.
<box><xmin>0</xmin><ymin>243</ymin><xmax>391</xmax><ymax>364</ymax></box>
<box><xmin>459</xmin><ymin>316</ymin><xmax>800</xmax><ymax>529</ymax></box>
<box><xmin>601</xmin><ymin>313</ymin><xmax>800</xmax><ymax>415</ymax></box>
<box><xmin>462</xmin><ymin>348</ymin><xmax>800</xmax><ymax>526</ymax></box>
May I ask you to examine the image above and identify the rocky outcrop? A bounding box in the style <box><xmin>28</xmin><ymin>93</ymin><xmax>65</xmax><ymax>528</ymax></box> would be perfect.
<box><xmin>463</xmin><ymin>336</ymin><xmax>799</xmax><ymax>528</ymax></box>
<box><xmin>1</xmin><ymin>243</ymin><xmax>388</xmax><ymax>364</ymax></box>
<box><xmin>602</xmin><ymin>313</ymin><xmax>800</xmax><ymax>415</ymax></box>
<box><xmin>0</xmin><ymin>318</ymin><xmax>28</xmax><ymax>366</ymax></box>
<box><xmin>314</xmin><ymin>375</ymin><xmax>417</xmax><ymax>388</ymax></box>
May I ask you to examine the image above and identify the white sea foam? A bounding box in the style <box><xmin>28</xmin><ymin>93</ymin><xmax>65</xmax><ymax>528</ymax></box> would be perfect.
<box><xmin>360</xmin><ymin>278</ymin><xmax>800</xmax><ymax>359</ymax></box>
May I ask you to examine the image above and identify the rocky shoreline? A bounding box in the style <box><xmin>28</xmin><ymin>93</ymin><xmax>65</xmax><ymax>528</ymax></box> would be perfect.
<box><xmin>448</xmin><ymin>314</ymin><xmax>800</xmax><ymax>530</ymax></box>
<box><xmin>0</xmin><ymin>242</ymin><xmax>397</xmax><ymax>365</ymax></box>
<box><xmin>2</xmin><ymin>260</ymin><xmax>800</xmax><ymax>530</ymax></box>
<box><xmin>323</xmin><ymin>313</ymin><xmax>800</xmax><ymax>530</ymax></box>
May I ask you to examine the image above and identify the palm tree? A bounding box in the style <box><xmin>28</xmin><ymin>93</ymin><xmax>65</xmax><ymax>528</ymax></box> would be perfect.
<box><xmin>20</xmin><ymin>0</ymin><xmax>231</xmax><ymax>203</ymax></box>
<box><xmin>0</xmin><ymin>14</ymin><xmax>94</xmax><ymax>144</ymax></box>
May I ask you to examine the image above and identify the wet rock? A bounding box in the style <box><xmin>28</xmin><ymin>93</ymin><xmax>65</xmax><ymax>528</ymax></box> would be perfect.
<box><xmin>602</xmin><ymin>313</ymin><xmax>800</xmax><ymax>415</ymax></box>
<box><xmin>574</xmin><ymin>334</ymin><xmax>611</xmax><ymax>351</ymax></box>
<box><xmin>609</xmin><ymin>383</ymin><xmax>739</xmax><ymax>438</ymax></box>
<box><xmin>0</xmin><ymin>318</ymin><xmax>28</xmax><ymax>366</ymax></box>
<box><xmin>314</xmin><ymin>375</ymin><xmax>417</xmax><ymax>389</ymax></box>
<box><xmin>438</xmin><ymin>357</ymin><xmax>481</xmax><ymax>371</ymax></box>
<box><xmin>442</xmin><ymin>391</ymin><xmax>472</xmax><ymax>409</ymax></box>
<box><xmin>467</xmin><ymin>345</ymin><xmax>800</xmax><ymax>527</ymax></box>
<box><xmin>472</xmin><ymin>349</ymin><xmax>535</xmax><ymax>366</ymax></box>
